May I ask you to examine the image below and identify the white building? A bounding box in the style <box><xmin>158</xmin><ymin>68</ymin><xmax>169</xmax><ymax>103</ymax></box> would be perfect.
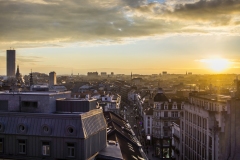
<box><xmin>180</xmin><ymin>91</ymin><xmax>230</xmax><ymax>160</ymax></box>
<box><xmin>101</xmin><ymin>93</ymin><xmax>121</xmax><ymax>115</ymax></box>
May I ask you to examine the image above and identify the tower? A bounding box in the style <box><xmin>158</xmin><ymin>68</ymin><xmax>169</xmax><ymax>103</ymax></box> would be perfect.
<box><xmin>6</xmin><ymin>49</ymin><xmax>16</xmax><ymax>77</ymax></box>
<box><xmin>30</xmin><ymin>70</ymin><xmax>34</xmax><ymax>86</ymax></box>
<box><xmin>49</xmin><ymin>71</ymin><xmax>56</xmax><ymax>86</ymax></box>
<box><xmin>16</xmin><ymin>65</ymin><xmax>20</xmax><ymax>78</ymax></box>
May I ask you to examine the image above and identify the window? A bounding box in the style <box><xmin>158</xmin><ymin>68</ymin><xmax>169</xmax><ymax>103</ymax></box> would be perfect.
<box><xmin>164</xmin><ymin>105</ymin><xmax>168</xmax><ymax>110</ymax></box>
<box><xmin>147</xmin><ymin>128</ymin><xmax>150</xmax><ymax>134</ymax></box>
<box><xmin>42</xmin><ymin>142</ymin><xmax>50</xmax><ymax>156</ymax></box>
<box><xmin>147</xmin><ymin>120</ymin><xmax>150</xmax><ymax>126</ymax></box>
<box><xmin>164</xmin><ymin>121</ymin><xmax>168</xmax><ymax>126</ymax></box>
<box><xmin>0</xmin><ymin>139</ymin><xmax>3</xmax><ymax>153</ymax></box>
<box><xmin>21</xmin><ymin>101</ymin><xmax>38</xmax><ymax>108</ymax></box>
<box><xmin>171</xmin><ymin>111</ymin><xmax>178</xmax><ymax>117</ymax></box>
<box><xmin>18</xmin><ymin>140</ymin><xmax>26</xmax><ymax>154</ymax></box>
<box><xmin>164</xmin><ymin>130</ymin><xmax>168</xmax><ymax>137</ymax></box>
<box><xmin>173</xmin><ymin>104</ymin><xmax>177</xmax><ymax>109</ymax></box>
<box><xmin>67</xmin><ymin>143</ymin><xmax>75</xmax><ymax>157</ymax></box>
<box><xmin>164</xmin><ymin>111</ymin><xmax>168</xmax><ymax>117</ymax></box>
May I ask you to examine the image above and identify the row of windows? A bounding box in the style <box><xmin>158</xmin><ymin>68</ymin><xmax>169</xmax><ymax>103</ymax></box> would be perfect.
<box><xmin>154</xmin><ymin>111</ymin><xmax>179</xmax><ymax>118</ymax></box>
<box><xmin>155</xmin><ymin>104</ymin><xmax>183</xmax><ymax>110</ymax></box>
<box><xmin>0</xmin><ymin>123</ymin><xmax>75</xmax><ymax>135</ymax></box>
<box><xmin>0</xmin><ymin>139</ymin><xmax>75</xmax><ymax>157</ymax></box>
<box><xmin>185</xmin><ymin>111</ymin><xmax>207</xmax><ymax>129</ymax></box>
<box><xmin>190</xmin><ymin>97</ymin><xmax>226</xmax><ymax>111</ymax></box>
<box><xmin>184</xmin><ymin>124</ymin><xmax>207</xmax><ymax>143</ymax></box>
<box><xmin>184</xmin><ymin>145</ymin><xmax>207</xmax><ymax>160</ymax></box>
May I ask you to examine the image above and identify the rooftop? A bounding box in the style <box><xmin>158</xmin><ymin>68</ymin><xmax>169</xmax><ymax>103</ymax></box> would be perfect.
<box><xmin>0</xmin><ymin>91</ymin><xmax>71</xmax><ymax>96</ymax></box>
<box><xmin>190</xmin><ymin>92</ymin><xmax>231</xmax><ymax>103</ymax></box>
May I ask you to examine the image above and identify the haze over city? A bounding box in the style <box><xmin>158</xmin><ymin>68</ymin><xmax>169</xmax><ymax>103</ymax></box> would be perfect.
<box><xmin>0</xmin><ymin>0</ymin><xmax>240</xmax><ymax>75</ymax></box>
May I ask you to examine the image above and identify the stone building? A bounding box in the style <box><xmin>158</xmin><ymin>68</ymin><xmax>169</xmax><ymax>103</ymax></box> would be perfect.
<box><xmin>0</xmin><ymin>91</ymin><xmax>107</xmax><ymax>160</ymax></box>
<box><xmin>152</xmin><ymin>88</ymin><xmax>184</xmax><ymax>158</ymax></box>
<box><xmin>180</xmin><ymin>90</ymin><xmax>240</xmax><ymax>160</ymax></box>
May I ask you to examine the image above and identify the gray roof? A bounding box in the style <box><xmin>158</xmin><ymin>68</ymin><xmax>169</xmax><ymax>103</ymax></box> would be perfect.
<box><xmin>153</xmin><ymin>93</ymin><xmax>168</xmax><ymax>102</ymax></box>
<box><xmin>0</xmin><ymin>109</ymin><xmax>106</xmax><ymax>139</ymax></box>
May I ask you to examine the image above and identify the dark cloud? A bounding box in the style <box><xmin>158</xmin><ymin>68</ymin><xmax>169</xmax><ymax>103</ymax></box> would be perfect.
<box><xmin>0</xmin><ymin>0</ymin><xmax>239</xmax><ymax>49</ymax></box>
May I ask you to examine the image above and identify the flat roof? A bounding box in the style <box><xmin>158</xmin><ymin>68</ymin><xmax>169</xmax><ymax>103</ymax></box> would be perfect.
<box><xmin>0</xmin><ymin>91</ymin><xmax>71</xmax><ymax>96</ymax></box>
<box><xmin>191</xmin><ymin>94</ymin><xmax>231</xmax><ymax>102</ymax></box>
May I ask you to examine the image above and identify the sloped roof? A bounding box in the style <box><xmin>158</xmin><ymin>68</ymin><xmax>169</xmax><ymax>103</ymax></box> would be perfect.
<box><xmin>153</xmin><ymin>93</ymin><xmax>168</xmax><ymax>102</ymax></box>
<box><xmin>0</xmin><ymin>109</ymin><xmax>106</xmax><ymax>139</ymax></box>
<box><xmin>145</xmin><ymin>108</ymin><xmax>153</xmax><ymax>115</ymax></box>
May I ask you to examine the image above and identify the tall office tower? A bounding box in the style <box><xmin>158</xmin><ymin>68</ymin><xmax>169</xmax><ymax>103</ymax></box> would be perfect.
<box><xmin>49</xmin><ymin>71</ymin><xmax>56</xmax><ymax>86</ymax></box>
<box><xmin>6</xmin><ymin>50</ymin><xmax>16</xmax><ymax>77</ymax></box>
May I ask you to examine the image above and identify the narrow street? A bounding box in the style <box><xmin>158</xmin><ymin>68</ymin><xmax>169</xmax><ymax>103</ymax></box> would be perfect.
<box><xmin>122</xmin><ymin>102</ymin><xmax>160</xmax><ymax>160</ymax></box>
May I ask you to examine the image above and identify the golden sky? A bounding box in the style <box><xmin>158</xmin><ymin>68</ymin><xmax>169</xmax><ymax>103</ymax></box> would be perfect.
<box><xmin>0</xmin><ymin>0</ymin><xmax>240</xmax><ymax>75</ymax></box>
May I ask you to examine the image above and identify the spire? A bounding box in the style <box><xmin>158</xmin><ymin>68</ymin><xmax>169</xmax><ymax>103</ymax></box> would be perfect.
<box><xmin>16</xmin><ymin>65</ymin><xmax>20</xmax><ymax>77</ymax></box>
<box><xmin>30</xmin><ymin>69</ymin><xmax>33</xmax><ymax>86</ymax></box>
<box><xmin>131</xmin><ymin>72</ymin><xmax>132</xmax><ymax>80</ymax></box>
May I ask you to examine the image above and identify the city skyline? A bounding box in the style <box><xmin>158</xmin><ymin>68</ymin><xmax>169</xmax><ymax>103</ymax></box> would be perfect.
<box><xmin>0</xmin><ymin>0</ymin><xmax>240</xmax><ymax>75</ymax></box>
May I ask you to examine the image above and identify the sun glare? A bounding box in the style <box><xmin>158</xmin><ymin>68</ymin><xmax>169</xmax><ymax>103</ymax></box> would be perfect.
<box><xmin>200</xmin><ymin>58</ymin><xmax>230</xmax><ymax>72</ymax></box>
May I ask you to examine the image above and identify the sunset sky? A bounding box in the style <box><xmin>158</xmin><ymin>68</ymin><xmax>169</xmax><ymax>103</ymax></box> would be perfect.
<box><xmin>0</xmin><ymin>0</ymin><xmax>240</xmax><ymax>75</ymax></box>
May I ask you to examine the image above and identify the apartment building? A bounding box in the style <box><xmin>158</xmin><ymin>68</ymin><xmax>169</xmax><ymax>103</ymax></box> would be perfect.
<box><xmin>152</xmin><ymin>88</ymin><xmax>184</xmax><ymax>158</ymax></box>
<box><xmin>180</xmin><ymin>91</ymin><xmax>230</xmax><ymax>160</ymax></box>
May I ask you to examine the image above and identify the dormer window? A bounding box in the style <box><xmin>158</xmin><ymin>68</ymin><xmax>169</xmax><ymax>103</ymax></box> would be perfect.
<box><xmin>164</xmin><ymin>105</ymin><xmax>168</xmax><ymax>110</ymax></box>
<box><xmin>172</xmin><ymin>104</ymin><xmax>177</xmax><ymax>109</ymax></box>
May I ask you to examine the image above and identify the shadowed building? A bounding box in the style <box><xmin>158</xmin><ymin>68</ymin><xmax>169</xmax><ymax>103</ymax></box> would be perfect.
<box><xmin>49</xmin><ymin>72</ymin><xmax>56</xmax><ymax>86</ymax></box>
<box><xmin>6</xmin><ymin>50</ymin><xmax>16</xmax><ymax>77</ymax></box>
<box><xmin>0</xmin><ymin>91</ymin><xmax>107</xmax><ymax>159</ymax></box>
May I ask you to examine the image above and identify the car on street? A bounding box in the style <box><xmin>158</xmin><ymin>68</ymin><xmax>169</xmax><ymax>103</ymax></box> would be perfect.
<box><xmin>133</xmin><ymin>125</ymin><xmax>137</xmax><ymax>128</ymax></box>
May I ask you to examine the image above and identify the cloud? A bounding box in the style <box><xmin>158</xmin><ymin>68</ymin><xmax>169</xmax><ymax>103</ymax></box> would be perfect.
<box><xmin>0</xmin><ymin>0</ymin><xmax>240</xmax><ymax>49</ymax></box>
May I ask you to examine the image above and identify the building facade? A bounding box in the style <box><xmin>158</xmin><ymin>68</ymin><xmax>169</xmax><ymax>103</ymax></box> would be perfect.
<box><xmin>180</xmin><ymin>92</ymin><xmax>229</xmax><ymax>160</ymax></box>
<box><xmin>152</xmin><ymin>88</ymin><xmax>183</xmax><ymax>158</ymax></box>
<box><xmin>0</xmin><ymin>91</ymin><xmax>107</xmax><ymax>160</ymax></box>
<box><xmin>49</xmin><ymin>72</ymin><xmax>56</xmax><ymax>86</ymax></box>
<box><xmin>6</xmin><ymin>50</ymin><xmax>16</xmax><ymax>77</ymax></box>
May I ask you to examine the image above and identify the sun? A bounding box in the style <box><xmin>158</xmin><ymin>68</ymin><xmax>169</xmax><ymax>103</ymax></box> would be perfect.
<box><xmin>201</xmin><ymin>58</ymin><xmax>230</xmax><ymax>72</ymax></box>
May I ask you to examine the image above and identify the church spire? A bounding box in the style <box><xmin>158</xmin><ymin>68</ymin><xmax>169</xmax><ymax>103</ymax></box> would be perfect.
<box><xmin>30</xmin><ymin>69</ymin><xmax>33</xmax><ymax>86</ymax></box>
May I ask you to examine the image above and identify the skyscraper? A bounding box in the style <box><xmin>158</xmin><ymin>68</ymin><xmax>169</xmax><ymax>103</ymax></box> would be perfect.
<box><xmin>6</xmin><ymin>49</ymin><xmax>16</xmax><ymax>77</ymax></box>
<box><xmin>49</xmin><ymin>71</ymin><xmax>56</xmax><ymax>86</ymax></box>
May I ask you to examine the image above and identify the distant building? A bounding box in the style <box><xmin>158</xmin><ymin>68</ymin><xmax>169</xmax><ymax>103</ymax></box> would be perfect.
<box><xmin>87</xmin><ymin>72</ymin><xmax>98</xmax><ymax>77</ymax></box>
<box><xmin>111</xmin><ymin>72</ymin><xmax>114</xmax><ymax>75</ymax></box>
<box><xmin>162</xmin><ymin>71</ymin><xmax>167</xmax><ymax>75</ymax></box>
<box><xmin>6</xmin><ymin>49</ymin><xmax>16</xmax><ymax>77</ymax></box>
<box><xmin>132</xmin><ymin>77</ymin><xmax>143</xmax><ymax>86</ymax></box>
<box><xmin>31</xmin><ymin>84</ymin><xmax>49</xmax><ymax>91</ymax></box>
<box><xmin>15</xmin><ymin>65</ymin><xmax>24</xmax><ymax>84</ymax></box>
<box><xmin>49</xmin><ymin>71</ymin><xmax>56</xmax><ymax>86</ymax></box>
<box><xmin>101</xmin><ymin>72</ymin><xmax>107</xmax><ymax>76</ymax></box>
